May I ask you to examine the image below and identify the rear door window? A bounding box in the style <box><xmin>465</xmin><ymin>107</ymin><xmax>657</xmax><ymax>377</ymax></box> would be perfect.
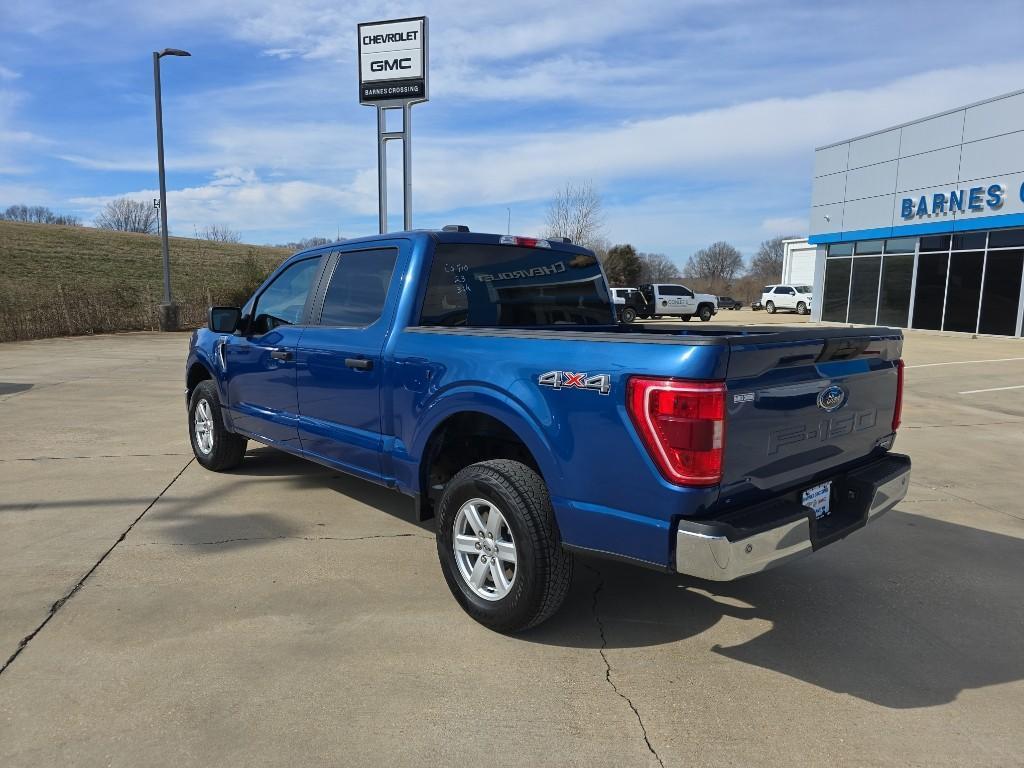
<box><xmin>318</xmin><ymin>248</ymin><xmax>398</xmax><ymax>327</ymax></box>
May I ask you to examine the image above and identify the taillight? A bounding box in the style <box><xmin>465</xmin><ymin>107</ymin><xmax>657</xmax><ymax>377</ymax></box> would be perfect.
<box><xmin>892</xmin><ymin>359</ymin><xmax>905</xmax><ymax>431</ymax></box>
<box><xmin>627</xmin><ymin>377</ymin><xmax>726</xmax><ymax>486</ymax></box>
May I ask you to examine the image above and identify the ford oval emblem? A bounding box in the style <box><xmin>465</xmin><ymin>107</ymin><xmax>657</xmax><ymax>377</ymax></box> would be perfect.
<box><xmin>817</xmin><ymin>385</ymin><xmax>846</xmax><ymax>412</ymax></box>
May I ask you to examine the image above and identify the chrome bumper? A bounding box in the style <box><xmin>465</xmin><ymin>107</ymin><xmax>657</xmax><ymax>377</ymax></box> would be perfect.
<box><xmin>675</xmin><ymin>455</ymin><xmax>911</xmax><ymax>581</ymax></box>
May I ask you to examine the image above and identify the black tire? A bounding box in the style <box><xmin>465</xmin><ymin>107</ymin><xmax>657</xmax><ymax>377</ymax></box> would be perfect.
<box><xmin>436</xmin><ymin>459</ymin><xmax>572</xmax><ymax>633</ymax></box>
<box><xmin>766</xmin><ymin>300</ymin><xmax>776</xmax><ymax>314</ymax></box>
<box><xmin>188</xmin><ymin>380</ymin><xmax>247</xmax><ymax>471</ymax></box>
<box><xmin>638</xmin><ymin>314</ymin><xmax>650</xmax><ymax>320</ymax></box>
<box><xmin>621</xmin><ymin>306</ymin><xmax>637</xmax><ymax>323</ymax></box>
<box><xmin>698</xmin><ymin>305</ymin><xmax>713</xmax><ymax>322</ymax></box>
<box><xmin>797</xmin><ymin>301</ymin><xmax>807</xmax><ymax>315</ymax></box>
<box><xmin>680</xmin><ymin>314</ymin><xmax>691</xmax><ymax>322</ymax></box>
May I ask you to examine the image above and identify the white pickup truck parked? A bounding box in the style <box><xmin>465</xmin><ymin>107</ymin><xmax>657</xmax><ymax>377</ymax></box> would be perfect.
<box><xmin>638</xmin><ymin>283</ymin><xmax>719</xmax><ymax>322</ymax></box>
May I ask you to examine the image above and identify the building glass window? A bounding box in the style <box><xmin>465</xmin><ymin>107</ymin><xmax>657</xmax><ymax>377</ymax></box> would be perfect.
<box><xmin>943</xmin><ymin>251</ymin><xmax>984</xmax><ymax>332</ymax></box>
<box><xmin>919</xmin><ymin>235</ymin><xmax>951</xmax><ymax>252</ymax></box>
<box><xmin>855</xmin><ymin>240</ymin><xmax>884</xmax><ymax>255</ymax></box>
<box><xmin>884</xmin><ymin>238</ymin><xmax>916</xmax><ymax>254</ymax></box>
<box><xmin>819</xmin><ymin>227</ymin><xmax>1023</xmax><ymax>336</ymax></box>
<box><xmin>952</xmin><ymin>232</ymin><xmax>987</xmax><ymax>251</ymax></box>
<box><xmin>988</xmin><ymin>229</ymin><xmax>1024</xmax><ymax>249</ymax></box>
<box><xmin>912</xmin><ymin>252</ymin><xmax>948</xmax><ymax>330</ymax></box>
<box><xmin>978</xmin><ymin>250</ymin><xmax>1024</xmax><ymax>335</ymax></box>
<box><xmin>822</xmin><ymin>258</ymin><xmax>852</xmax><ymax>322</ymax></box>
<box><xmin>848</xmin><ymin>257</ymin><xmax>881</xmax><ymax>324</ymax></box>
<box><xmin>877</xmin><ymin>255</ymin><xmax>914</xmax><ymax>327</ymax></box>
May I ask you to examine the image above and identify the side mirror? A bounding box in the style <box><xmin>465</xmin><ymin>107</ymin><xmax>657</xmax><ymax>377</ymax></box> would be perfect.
<box><xmin>209</xmin><ymin>306</ymin><xmax>242</xmax><ymax>334</ymax></box>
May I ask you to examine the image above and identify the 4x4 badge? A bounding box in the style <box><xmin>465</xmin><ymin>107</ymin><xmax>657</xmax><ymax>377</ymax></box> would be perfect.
<box><xmin>538</xmin><ymin>370</ymin><xmax>611</xmax><ymax>395</ymax></box>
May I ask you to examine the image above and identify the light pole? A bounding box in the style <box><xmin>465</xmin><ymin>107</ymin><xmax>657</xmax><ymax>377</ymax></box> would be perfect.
<box><xmin>153</xmin><ymin>47</ymin><xmax>190</xmax><ymax>331</ymax></box>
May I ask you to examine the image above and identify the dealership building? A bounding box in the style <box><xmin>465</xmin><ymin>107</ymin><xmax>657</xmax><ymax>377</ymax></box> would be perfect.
<box><xmin>807</xmin><ymin>88</ymin><xmax>1024</xmax><ymax>337</ymax></box>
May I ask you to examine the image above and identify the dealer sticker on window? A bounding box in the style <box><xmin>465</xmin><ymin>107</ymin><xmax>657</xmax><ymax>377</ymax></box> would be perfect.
<box><xmin>803</xmin><ymin>481</ymin><xmax>832</xmax><ymax>520</ymax></box>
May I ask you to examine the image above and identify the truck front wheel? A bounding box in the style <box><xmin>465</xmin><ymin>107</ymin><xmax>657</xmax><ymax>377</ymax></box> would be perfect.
<box><xmin>436</xmin><ymin>459</ymin><xmax>572</xmax><ymax>632</ymax></box>
<box><xmin>698</xmin><ymin>305</ymin><xmax>713</xmax><ymax>322</ymax></box>
<box><xmin>188</xmin><ymin>380</ymin><xmax>247</xmax><ymax>471</ymax></box>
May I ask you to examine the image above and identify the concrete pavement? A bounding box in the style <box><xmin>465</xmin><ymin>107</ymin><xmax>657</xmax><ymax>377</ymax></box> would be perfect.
<box><xmin>1</xmin><ymin>328</ymin><xmax>1022</xmax><ymax>767</ymax></box>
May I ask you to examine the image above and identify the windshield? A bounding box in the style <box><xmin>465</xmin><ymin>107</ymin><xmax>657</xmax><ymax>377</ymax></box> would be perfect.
<box><xmin>795</xmin><ymin>285</ymin><xmax>813</xmax><ymax>293</ymax></box>
<box><xmin>419</xmin><ymin>243</ymin><xmax>613</xmax><ymax>327</ymax></box>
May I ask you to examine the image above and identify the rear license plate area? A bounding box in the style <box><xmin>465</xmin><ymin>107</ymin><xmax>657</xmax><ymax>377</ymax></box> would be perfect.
<box><xmin>802</xmin><ymin>481</ymin><xmax>832</xmax><ymax>519</ymax></box>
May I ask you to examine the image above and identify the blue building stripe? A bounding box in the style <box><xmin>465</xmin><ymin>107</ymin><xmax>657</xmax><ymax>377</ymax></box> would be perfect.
<box><xmin>810</xmin><ymin>210</ymin><xmax>1024</xmax><ymax>244</ymax></box>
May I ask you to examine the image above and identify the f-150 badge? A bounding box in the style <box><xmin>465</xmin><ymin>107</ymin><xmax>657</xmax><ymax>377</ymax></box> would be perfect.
<box><xmin>538</xmin><ymin>370</ymin><xmax>611</xmax><ymax>395</ymax></box>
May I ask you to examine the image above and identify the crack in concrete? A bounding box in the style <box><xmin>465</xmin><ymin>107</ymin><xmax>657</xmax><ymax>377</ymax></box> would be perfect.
<box><xmin>129</xmin><ymin>533</ymin><xmax>433</xmax><ymax>546</ymax></box>
<box><xmin>586</xmin><ymin>565</ymin><xmax>665</xmax><ymax>768</ymax></box>
<box><xmin>0</xmin><ymin>452</ymin><xmax>191</xmax><ymax>462</ymax></box>
<box><xmin>0</xmin><ymin>458</ymin><xmax>195</xmax><ymax>677</ymax></box>
<box><xmin>910</xmin><ymin>481</ymin><xmax>1024</xmax><ymax>522</ymax></box>
<box><xmin>903</xmin><ymin>420</ymin><xmax>1024</xmax><ymax>429</ymax></box>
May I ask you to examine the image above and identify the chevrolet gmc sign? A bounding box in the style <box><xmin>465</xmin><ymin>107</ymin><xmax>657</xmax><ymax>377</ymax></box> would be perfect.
<box><xmin>358</xmin><ymin>17</ymin><xmax>428</xmax><ymax>104</ymax></box>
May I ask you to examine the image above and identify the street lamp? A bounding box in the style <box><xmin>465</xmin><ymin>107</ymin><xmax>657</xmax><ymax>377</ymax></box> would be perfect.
<box><xmin>153</xmin><ymin>47</ymin><xmax>190</xmax><ymax>331</ymax></box>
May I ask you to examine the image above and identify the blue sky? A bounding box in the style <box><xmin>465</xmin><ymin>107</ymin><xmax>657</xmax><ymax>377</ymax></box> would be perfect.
<box><xmin>2</xmin><ymin>1</ymin><xmax>1024</xmax><ymax>263</ymax></box>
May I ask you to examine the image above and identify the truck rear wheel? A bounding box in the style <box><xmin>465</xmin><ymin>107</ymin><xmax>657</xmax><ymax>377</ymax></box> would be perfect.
<box><xmin>766</xmin><ymin>300</ymin><xmax>776</xmax><ymax>314</ymax></box>
<box><xmin>621</xmin><ymin>306</ymin><xmax>637</xmax><ymax>323</ymax></box>
<box><xmin>680</xmin><ymin>314</ymin><xmax>691</xmax><ymax>322</ymax></box>
<box><xmin>436</xmin><ymin>459</ymin><xmax>572</xmax><ymax>632</ymax></box>
<box><xmin>188</xmin><ymin>380</ymin><xmax>247</xmax><ymax>471</ymax></box>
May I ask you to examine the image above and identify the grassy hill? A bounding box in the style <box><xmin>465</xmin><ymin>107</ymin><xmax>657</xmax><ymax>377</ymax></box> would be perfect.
<box><xmin>0</xmin><ymin>221</ymin><xmax>293</xmax><ymax>341</ymax></box>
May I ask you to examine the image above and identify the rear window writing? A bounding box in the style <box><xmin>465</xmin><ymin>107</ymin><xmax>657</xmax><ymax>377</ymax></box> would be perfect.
<box><xmin>419</xmin><ymin>243</ymin><xmax>612</xmax><ymax>326</ymax></box>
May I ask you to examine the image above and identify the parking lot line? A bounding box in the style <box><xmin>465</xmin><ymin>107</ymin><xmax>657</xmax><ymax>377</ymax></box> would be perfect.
<box><xmin>906</xmin><ymin>357</ymin><xmax>1024</xmax><ymax>369</ymax></box>
<box><xmin>958</xmin><ymin>384</ymin><xmax>1024</xmax><ymax>395</ymax></box>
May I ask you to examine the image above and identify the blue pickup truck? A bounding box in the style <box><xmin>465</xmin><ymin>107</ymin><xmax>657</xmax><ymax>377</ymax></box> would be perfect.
<box><xmin>185</xmin><ymin>228</ymin><xmax>910</xmax><ymax>631</ymax></box>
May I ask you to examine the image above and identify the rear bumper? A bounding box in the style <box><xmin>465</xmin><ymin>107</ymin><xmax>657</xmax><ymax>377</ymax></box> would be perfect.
<box><xmin>674</xmin><ymin>453</ymin><xmax>910</xmax><ymax>581</ymax></box>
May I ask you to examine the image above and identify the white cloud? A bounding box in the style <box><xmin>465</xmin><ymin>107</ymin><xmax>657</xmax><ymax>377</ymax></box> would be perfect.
<box><xmin>70</xmin><ymin>170</ymin><xmax>372</xmax><ymax>236</ymax></box>
<box><xmin>62</xmin><ymin>60</ymin><xmax>1024</xmax><ymax>251</ymax></box>
<box><xmin>402</xmin><ymin>62</ymin><xmax>1024</xmax><ymax>212</ymax></box>
<box><xmin>0</xmin><ymin>65</ymin><xmax>20</xmax><ymax>80</ymax></box>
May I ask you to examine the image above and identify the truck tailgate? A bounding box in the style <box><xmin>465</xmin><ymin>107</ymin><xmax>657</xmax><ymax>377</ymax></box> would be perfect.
<box><xmin>720</xmin><ymin>330</ymin><xmax>902</xmax><ymax>503</ymax></box>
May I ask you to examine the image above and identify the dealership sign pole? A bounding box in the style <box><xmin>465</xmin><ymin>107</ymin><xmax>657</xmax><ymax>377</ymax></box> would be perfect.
<box><xmin>358</xmin><ymin>16</ymin><xmax>428</xmax><ymax>233</ymax></box>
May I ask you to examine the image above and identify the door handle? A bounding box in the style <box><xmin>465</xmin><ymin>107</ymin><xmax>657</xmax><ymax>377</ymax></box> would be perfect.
<box><xmin>270</xmin><ymin>348</ymin><xmax>294</xmax><ymax>362</ymax></box>
<box><xmin>345</xmin><ymin>358</ymin><xmax>373</xmax><ymax>371</ymax></box>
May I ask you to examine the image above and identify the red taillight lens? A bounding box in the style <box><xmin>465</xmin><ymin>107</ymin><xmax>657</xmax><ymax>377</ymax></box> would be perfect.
<box><xmin>627</xmin><ymin>377</ymin><xmax>725</xmax><ymax>486</ymax></box>
<box><xmin>892</xmin><ymin>359</ymin><xmax>905</xmax><ymax>431</ymax></box>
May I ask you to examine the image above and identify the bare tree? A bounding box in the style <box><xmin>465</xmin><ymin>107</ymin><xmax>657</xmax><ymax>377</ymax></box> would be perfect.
<box><xmin>543</xmin><ymin>181</ymin><xmax>604</xmax><ymax>249</ymax></box>
<box><xmin>1</xmin><ymin>204</ymin><xmax>80</xmax><ymax>226</ymax></box>
<box><xmin>275</xmin><ymin>236</ymin><xmax>334</xmax><ymax>250</ymax></box>
<box><xmin>94</xmin><ymin>198</ymin><xmax>158</xmax><ymax>234</ymax></box>
<box><xmin>685</xmin><ymin>241</ymin><xmax>744</xmax><ymax>293</ymax></box>
<box><xmin>198</xmin><ymin>224</ymin><xmax>241</xmax><ymax>243</ymax></box>
<box><xmin>749</xmin><ymin>235</ymin><xmax>793</xmax><ymax>282</ymax></box>
<box><xmin>637</xmin><ymin>252</ymin><xmax>680</xmax><ymax>283</ymax></box>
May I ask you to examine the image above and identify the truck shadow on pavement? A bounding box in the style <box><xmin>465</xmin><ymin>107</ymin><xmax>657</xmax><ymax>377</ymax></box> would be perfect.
<box><xmin>528</xmin><ymin>511</ymin><xmax>1024</xmax><ymax>710</ymax></box>
<box><xmin>151</xmin><ymin>447</ymin><xmax>1024</xmax><ymax>709</ymax></box>
<box><xmin>145</xmin><ymin>447</ymin><xmax>429</xmax><ymax>549</ymax></box>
